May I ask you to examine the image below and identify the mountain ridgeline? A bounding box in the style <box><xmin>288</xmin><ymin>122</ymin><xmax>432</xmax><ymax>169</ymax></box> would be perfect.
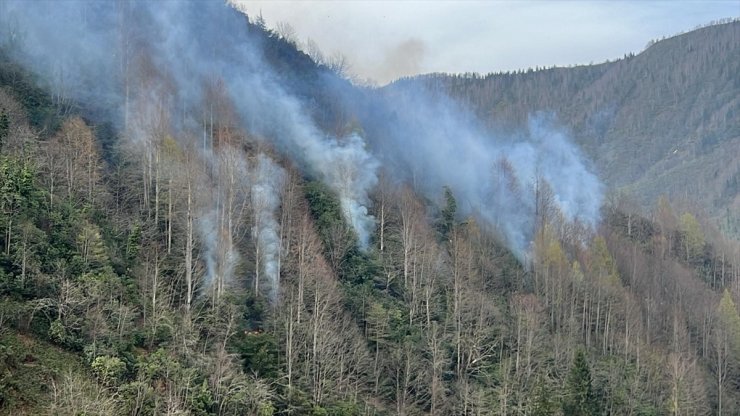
<box><xmin>392</xmin><ymin>21</ymin><xmax>740</xmax><ymax>236</ymax></box>
<box><xmin>0</xmin><ymin>1</ymin><xmax>739</xmax><ymax>415</ymax></box>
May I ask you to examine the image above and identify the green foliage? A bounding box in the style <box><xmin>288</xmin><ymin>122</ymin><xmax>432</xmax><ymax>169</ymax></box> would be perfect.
<box><xmin>304</xmin><ymin>180</ymin><xmax>380</xmax><ymax>283</ymax></box>
<box><xmin>305</xmin><ymin>181</ymin><xmax>344</xmax><ymax>238</ymax></box>
<box><xmin>0</xmin><ymin>22</ymin><xmax>737</xmax><ymax>416</ymax></box>
<box><xmin>0</xmin><ymin>156</ymin><xmax>37</xmax><ymax>215</ymax></box>
<box><xmin>717</xmin><ymin>289</ymin><xmax>740</xmax><ymax>354</ymax></box>
<box><xmin>531</xmin><ymin>374</ymin><xmax>559</xmax><ymax>416</ymax></box>
<box><xmin>309</xmin><ymin>402</ymin><xmax>363</xmax><ymax>416</ymax></box>
<box><xmin>438</xmin><ymin>186</ymin><xmax>457</xmax><ymax>239</ymax></box>
<box><xmin>258</xmin><ymin>402</ymin><xmax>277</xmax><ymax>416</ymax></box>
<box><xmin>0</xmin><ymin>342</ymin><xmax>18</xmax><ymax>410</ymax></box>
<box><xmin>189</xmin><ymin>380</ymin><xmax>214</xmax><ymax>416</ymax></box>
<box><xmin>48</xmin><ymin>319</ymin><xmax>67</xmax><ymax>344</ymax></box>
<box><xmin>344</xmin><ymin>248</ymin><xmax>380</xmax><ymax>284</ymax></box>
<box><xmin>136</xmin><ymin>348</ymin><xmax>181</xmax><ymax>383</ymax></box>
<box><xmin>0</xmin><ymin>153</ymin><xmax>132</xmax><ymax>354</ymax></box>
<box><xmin>0</xmin><ymin>49</ymin><xmax>63</xmax><ymax>131</ymax></box>
<box><xmin>91</xmin><ymin>355</ymin><xmax>126</xmax><ymax>386</ymax></box>
<box><xmin>0</xmin><ymin>331</ymin><xmax>92</xmax><ymax>414</ymax></box>
<box><xmin>311</xmin><ymin>405</ymin><xmax>328</xmax><ymax>416</ymax></box>
<box><xmin>283</xmin><ymin>387</ymin><xmax>316</xmax><ymax>415</ymax></box>
<box><xmin>679</xmin><ymin>212</ymin><xmax>705</xmax><ymax>262</ymax></box>
<box><xmin>563</xmin><ymin>350</ymin><xmax>601</xmax><ymax>416</ymax></box>
<box><xmin>236</xmin><ymin>331</ymin><xmax>279</xmax><ymax>379</ymax></box>
<box><xmin>0</xmin><ymin>109</ymin><xmax>8</xmax><ymax>148</ymax></box>
<box><xmin>126</xmin><ymin>222</ymin><xmax>142</xmax><ymax>260</ymax></box>
<box><xmin>590</xmin><ymin>236</ymin><xmax>619</xmax><ymax>285</ymax></box>
<box><xmin>324</xmin><ymin>400</ymin><xmax>363</xmax><ymax>416</ymax></box>
<box><xmin>0</xmin><ymin>157</ymin><xmax>50</xmax><ymax>296</ymax></box>
<box><xmin>74</xmin><ymin>221</ymin><xmax>110</xmax><ymax>271</ymax></box>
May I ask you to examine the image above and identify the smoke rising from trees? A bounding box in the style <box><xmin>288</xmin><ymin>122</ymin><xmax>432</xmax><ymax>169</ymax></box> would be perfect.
<box><xmin>0</xmin><ymin>0</ymin><xmax>602</xmax><ymax>262</ymax></box>
<box><xmin>251</xmin><ymin>153</ymin><xmax>285</xmax><ymax>302</ymax></box>
<box><xmin>360</xmin><ymin>84</ymin><xmax>603</xmax><ymax>257</ymax></box>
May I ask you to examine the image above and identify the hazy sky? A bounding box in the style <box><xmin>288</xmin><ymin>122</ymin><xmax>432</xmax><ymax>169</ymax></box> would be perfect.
<box><xmin>234</xmin><ymin>0</ymin><xmax>738</xmax><ymax>84</ymax></box>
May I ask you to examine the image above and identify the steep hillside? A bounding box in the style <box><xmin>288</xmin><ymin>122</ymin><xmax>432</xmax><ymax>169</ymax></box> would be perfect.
<box><xmin>394</xmin><ymin>21</ymin><xmax>740</xmax><ymax>235</ymax></box>
<box><xmin>0</xmin><ymin>2</ymin><xmax>739</xmax><ymax>416</ymax></box>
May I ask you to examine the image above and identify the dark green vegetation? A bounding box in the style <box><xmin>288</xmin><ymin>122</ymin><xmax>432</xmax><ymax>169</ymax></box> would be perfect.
<box><xmin>0</xmin><ymin>15</ymin><xmax>739</xmax><ymax>416</ymax></box>
<box><xmin>394</xmin><ymin>21</ymin><xmax>740</xmax><ymax>238</ymax></box>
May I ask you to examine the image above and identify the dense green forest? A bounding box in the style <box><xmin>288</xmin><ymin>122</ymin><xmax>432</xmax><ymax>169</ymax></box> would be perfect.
<box><xmin>0</xmin><ymin>3</ymin><xmax>739</xmax><ymax>416</ymax></box>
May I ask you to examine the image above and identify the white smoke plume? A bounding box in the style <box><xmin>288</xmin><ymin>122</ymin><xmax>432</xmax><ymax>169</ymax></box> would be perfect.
<box><xmin>0</xmin><ymin>0</ymin><xmax>379</xmax><ymax>287</ymax></box>
<box><xmin>198</xmin><ymin>206</ymin><xmax>239</xmax><ymax>296</ymax></box>
<box><xmin>251</xmin><ymin>153</ymin><xmax>285</xmax><ymax>302</ymax></box>
<box><xmin>295</xmin><ymin>132</ymin><xmax>379</xmax><ymax>249</ymax></box>
<box><xmin>198</xmin><ymin>146</ymin><xmax>250</xmax><ymax>296</ymax></box>
<box><xmin>228</xmin><ymin>75</ymin><xmax>380</xmax><ymax>250</ymax></box>
<box><xmin>360</xmin><ymin>84</ymin><xmax>603</xmax><ymax>259</ymax></box>
<box><xmin>0</xmin><ymin>0</ymin><xmax>602</xmax><ymax>265</ymax></box>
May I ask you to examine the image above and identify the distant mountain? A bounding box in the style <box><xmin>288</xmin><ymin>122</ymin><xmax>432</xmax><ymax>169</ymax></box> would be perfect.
<box><xmin>387</xmin><ymin>21</ymin><xmax>740</xmax><ymax>235</ymax></box>
<box><xmin>1</xmin><ymin>3</ymin><xmax>739</xmax><ymax>415</ymax></box>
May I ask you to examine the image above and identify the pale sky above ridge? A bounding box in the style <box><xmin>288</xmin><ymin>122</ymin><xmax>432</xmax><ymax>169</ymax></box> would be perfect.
<box><xmin>235</xmin><ymin>0</ymin><xmax>738</xmax><ymax>84</ymax></box>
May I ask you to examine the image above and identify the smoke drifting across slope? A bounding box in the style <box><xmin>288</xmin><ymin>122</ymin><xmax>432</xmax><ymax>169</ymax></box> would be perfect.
<box><xmin>0</xmin><ymin>0</ymin><xmax>602</xmax><ymax>267</ymax></box>
<box><xmin>0</xmin><ymin>0</ymin><xmax>379</xmax><ymax>294</ymax></box>
<box><xmin>362</xmin><ymin>84</ymin><xmax>603</xmax><ymax>257</ymax></box>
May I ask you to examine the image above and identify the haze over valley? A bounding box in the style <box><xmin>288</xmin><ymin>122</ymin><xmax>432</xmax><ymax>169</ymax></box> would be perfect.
<box><xmin>0</xmin><ymin>1</ymin><xmax>737</xmax><ymax>415</ymax></box>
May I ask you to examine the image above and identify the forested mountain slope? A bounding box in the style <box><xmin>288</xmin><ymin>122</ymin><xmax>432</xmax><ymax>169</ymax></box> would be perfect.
<box><xmin>393</xmin><ymin>21</ymin><xmax>740</xmax><ymax>236</ymax></box>
<box><xmin>0</xmin><ymin>2</ymin><xmax>739</xmax><ymax>416</ymax></box>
